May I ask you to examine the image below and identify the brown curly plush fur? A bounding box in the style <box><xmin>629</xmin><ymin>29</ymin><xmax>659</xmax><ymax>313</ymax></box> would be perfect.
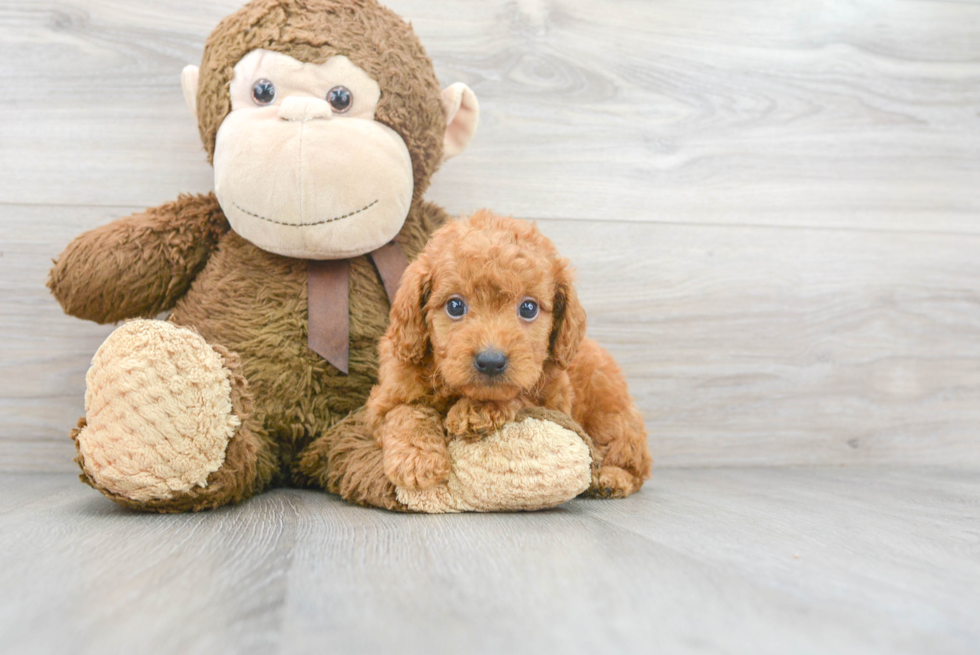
<box><xmin>48</xmin><ymin>0</ymin><xmax>452</xmax><ymax>512</ymax></box>
<box><xmin>48</xmin><ymin>194</ymin><xmax>229</xmax><ymax>324</ymax></box>
<box><xmin>295</xmin><ymin>405</ymin><xmax>599</xmax><ymax>512</ymax></box>
<box><xmin>365</xmin><ymin>210</ymin><xmax>653</xmax><ymax>498</ymax></box>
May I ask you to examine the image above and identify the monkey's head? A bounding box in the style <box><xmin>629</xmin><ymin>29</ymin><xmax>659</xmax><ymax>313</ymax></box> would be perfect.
<box><xmin>181</xmin><ymin>0</ymin><xmax>479</xmax><ymax>260</ymax></box>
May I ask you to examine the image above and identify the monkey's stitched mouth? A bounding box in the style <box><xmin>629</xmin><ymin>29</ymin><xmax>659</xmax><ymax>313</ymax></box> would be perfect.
<box><xmin>232</xmin><ymin>199</ymin><xmax>379</xmax><ymax>227</ymax></box>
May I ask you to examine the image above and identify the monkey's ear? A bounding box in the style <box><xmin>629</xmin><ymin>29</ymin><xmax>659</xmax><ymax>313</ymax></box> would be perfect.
<box><xmin>387</xmin><ymin>256</ymin><xmax>433</xmax><ymax>364</ymax></box>
<box><xmin>440</xmin><ymin>83</ymin><xmax>480</xmax><ymax>161</ymax></box>
<box><xmin>549</xmin><ymin>265</ymin><xmax>588</xmax><ymax>370</ymax></box>
<box><xmin>181</xmin><ymin>65</ymin><xmax>200</xmax><ymax>116</ymax></box>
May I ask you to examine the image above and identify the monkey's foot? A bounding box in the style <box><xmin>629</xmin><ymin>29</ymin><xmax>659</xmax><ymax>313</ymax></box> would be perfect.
<box><xmin>74</xmin><ymin>319</ymin><xmax>243</xmax><ymax>505</ymax></box>
<box><xmin>395</xmin><ymin>408</ymin><xmax>595</xmax><ymax>513</ymax></box>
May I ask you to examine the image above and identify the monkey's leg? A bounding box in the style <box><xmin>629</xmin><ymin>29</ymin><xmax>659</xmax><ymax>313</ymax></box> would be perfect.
<box><xmin>295</xmin><ymin>411</ymin><xmax>407</xmax><ymax>512</ymax></box>
<box><xmin>71</xmin><ymin>319</ymin><xmax>278</xmax><ymax>512</ymax></box>
<box><xmin>296</xmin><ymin>408</ymin><xmax>594</xmax><ymax>513</ymax></box>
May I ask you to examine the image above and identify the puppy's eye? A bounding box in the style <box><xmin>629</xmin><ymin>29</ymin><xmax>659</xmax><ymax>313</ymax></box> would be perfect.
<box><xmin>446</xmin><ymin>297</ymin><xmax>467</xmax><ymax>319</ymax></box>
<box><xmin>327</xmin><ymin>85</ymin><xmax>352</xmax><ymax>113</ymax></box>
<box><xmin>519</xmin><ymin>299</ymin><xmax>539</xmax><ymax>321</ymax></box>
<box><xmin>251</xmin><ymin>79</ymin><xmax>276</xmax><ymax>105</ymax></box>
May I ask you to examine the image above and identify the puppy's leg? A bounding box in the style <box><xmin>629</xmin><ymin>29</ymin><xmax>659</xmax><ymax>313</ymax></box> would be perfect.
<box><xmin>569</xmin><ymin>339</ymin><xmax>652</xmax><ymax>498</ymax></box>
<box><xmin>444</xmin><ymin>397</ymin><xmax>526</xmax><ymax>439</ymax></box>
<box><xmin>586</xmin><ymin>407</ymin><xmax>650</xmax><ymax>499</ymax></box>
<box><xmin>378</xmin><ymin>404</ymin><xmax>452</xmax><ymax>491</ymax></box>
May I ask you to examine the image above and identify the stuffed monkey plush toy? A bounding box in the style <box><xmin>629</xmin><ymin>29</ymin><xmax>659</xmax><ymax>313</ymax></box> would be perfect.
<box><xmin>47</xmin><ymin>0</ymin><xmax>594</xmax><ymax>513</ymax></box>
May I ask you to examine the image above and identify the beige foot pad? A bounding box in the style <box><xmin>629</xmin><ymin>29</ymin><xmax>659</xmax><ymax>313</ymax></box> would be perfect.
<box><xmin>395</xmin><ymin>417</ymin><xmax>593</xmax><ymax>513</ymax></box>
<box><xmin>76</xmin><ymin>319</ymin><xmax>240</xmax><ymax>502</ymax></box>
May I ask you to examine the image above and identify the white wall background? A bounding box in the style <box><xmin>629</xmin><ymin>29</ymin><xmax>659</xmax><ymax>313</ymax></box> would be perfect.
<box><xmin>2</xmin><ymin>0</ymin><xmax>979</xmax><ymax>471</ymax></box>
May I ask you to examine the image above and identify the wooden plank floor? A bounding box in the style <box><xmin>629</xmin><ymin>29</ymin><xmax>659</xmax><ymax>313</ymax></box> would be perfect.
<box><xmin>1</xmin><ymin>468</ymin><xmax>978</xmax><ymax>655</ymax></box>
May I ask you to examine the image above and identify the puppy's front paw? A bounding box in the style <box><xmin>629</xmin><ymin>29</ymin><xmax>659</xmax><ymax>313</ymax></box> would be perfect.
<box><xmin>443</xmin><ymin>402</ymin><xmax>475</xmax><ymax>438</ymax></box>
<box><xmin>383</xmin><ymin>443</ymin><xmax>451</xmax><ymax>491</ymax></box>
<box><xmin>445</xmin><ymin>399</ymin><xmax>519</xmax><ymax>439</ymax></box>
<box><xmin>586</xmin><ymin>465</ymin><xmax>643</xmax><ymax>499</ymax></box>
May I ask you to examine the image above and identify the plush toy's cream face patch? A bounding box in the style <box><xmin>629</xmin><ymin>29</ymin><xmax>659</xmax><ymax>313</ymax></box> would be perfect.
<box><xmin>209</xmin><ymin>50</ymin><xmax>415</xmax><ymax>260</ymax></box>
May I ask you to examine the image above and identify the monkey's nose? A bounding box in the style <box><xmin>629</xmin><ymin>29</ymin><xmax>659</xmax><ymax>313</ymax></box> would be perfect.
<box><xmin>278</xmin><ymin>96</ymin><xmax>333</xmax><ymax>122</ymax></box>
<box><xmin>474</xmin><ymin>349</ymin><xmax>509</xmax><ymax>377</ymax></box>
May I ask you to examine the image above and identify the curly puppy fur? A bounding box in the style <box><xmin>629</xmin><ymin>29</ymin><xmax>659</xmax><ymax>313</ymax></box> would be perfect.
<box><xmin>365</xmin><ymin>210</ymin><xmax>652</xmax><ymax>498</ymax></box>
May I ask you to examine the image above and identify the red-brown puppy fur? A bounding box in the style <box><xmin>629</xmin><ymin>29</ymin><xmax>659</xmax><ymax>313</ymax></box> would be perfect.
<box><xmin>365</xmin><ymin>210</ymin><xmax>652</xmax><ymax>498</ymax></box>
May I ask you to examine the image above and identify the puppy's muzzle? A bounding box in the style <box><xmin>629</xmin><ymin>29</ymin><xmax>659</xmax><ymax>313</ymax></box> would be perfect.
<box><xmin>474</xmin><ymin>348</ymin><xmax>508</xmax><ymax>378</ymax></box>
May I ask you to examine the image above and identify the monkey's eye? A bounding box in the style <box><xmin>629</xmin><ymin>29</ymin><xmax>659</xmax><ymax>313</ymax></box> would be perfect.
<box><xmin>251</xmin><ymin>79</ymin><xmax>276</xmax><ymax>105</ymax></box>
<box><xmin>327</xmin><ymin>86</ymin><xmax>352</xmax><ymax>113</ymax></box>
<box><xmin>519</xmin><ymin>299</ymin><xmax>539</xmax><ymax>321</ymax></box>
<box><xmin>446</xmin><ymin>297</ymin><xmax>467</xmax><ymax>319</ymax></box>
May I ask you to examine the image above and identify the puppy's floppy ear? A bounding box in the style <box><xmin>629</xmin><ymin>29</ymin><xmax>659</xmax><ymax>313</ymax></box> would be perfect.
<box><xmin>387</xmin><ymin>255</ymin><xmax>433</xmax><ymax>364</ymax></box>
<box><xmin>549</xmin><ymin>261</ymin><xmax>587</xmax><ymax>369</ymax></box>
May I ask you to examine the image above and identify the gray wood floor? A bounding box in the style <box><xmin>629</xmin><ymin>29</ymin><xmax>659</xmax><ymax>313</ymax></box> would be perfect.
<box><xmin>2</xmin><ymin>468</ymin><xmax>978</xmax><ymax>655</ymax></box>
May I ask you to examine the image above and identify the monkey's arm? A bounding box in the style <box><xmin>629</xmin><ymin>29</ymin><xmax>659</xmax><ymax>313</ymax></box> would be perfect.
<box><xmin>47</xmin><ymin>193</ymin><xmax>229</xmax><ymax>324</ymax></box>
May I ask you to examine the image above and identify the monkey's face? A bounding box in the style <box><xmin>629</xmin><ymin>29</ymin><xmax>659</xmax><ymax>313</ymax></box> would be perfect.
<box><xmin>183</xmin><ymin>0</ymin><xmax>480</xmax><ymax>261</ymax></box>
<box><xmin>206</xmin><ymin>50</ymin><xmax>414</xmax><ymax>260</ymax></box>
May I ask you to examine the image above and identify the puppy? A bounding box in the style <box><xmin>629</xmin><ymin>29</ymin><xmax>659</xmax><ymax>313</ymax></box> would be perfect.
<box><xmin>365</xmin><ymin>210</ymin><xmax>652</xmax><ymax>498</ymax></box>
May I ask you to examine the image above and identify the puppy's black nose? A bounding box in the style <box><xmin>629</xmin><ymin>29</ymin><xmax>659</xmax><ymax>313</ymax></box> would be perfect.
<box><xmin>474</xmin><ymin>349</ymin><xmax>508</xmax><ymax>377</ymax></box>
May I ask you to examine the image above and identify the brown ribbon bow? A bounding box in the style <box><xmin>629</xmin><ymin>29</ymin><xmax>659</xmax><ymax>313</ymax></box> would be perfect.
<box><xmin>307</xmin><ymin>241</ymin><xmax>408</xmax><ymax>374</ymax></box>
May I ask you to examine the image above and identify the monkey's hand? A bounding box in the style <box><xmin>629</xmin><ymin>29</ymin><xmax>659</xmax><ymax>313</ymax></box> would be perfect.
<box><xmin>378</xmin><ymin>404</ymin><xmax>451</xmax><ymax>491</ymax></box>
<box><xmin>47</xmin><ymin>193</ymin><xmax>229</xmax><ymax>324</ymax></box>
